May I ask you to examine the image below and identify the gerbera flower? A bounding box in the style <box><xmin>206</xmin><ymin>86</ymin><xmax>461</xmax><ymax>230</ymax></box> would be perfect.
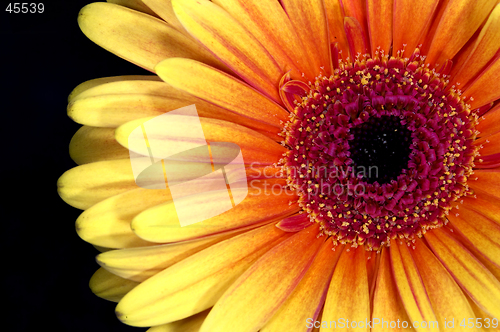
<box><xmin>59</xmin><ymin>0</ymin><xmax>500</xmax><ymax>330</ymax></box>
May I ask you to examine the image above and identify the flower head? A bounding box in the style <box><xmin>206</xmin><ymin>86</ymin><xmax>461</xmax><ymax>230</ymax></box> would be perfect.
<box><xmin>59</xmin><ymin>0</ymin><xmax>500</xmax><ymax>330</ymax></box>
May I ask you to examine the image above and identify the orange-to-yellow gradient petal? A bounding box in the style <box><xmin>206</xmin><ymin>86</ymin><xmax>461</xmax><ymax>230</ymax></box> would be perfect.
<box><xmin>116</xmin><ymin>223</ymin><xmax>292</xmax><ymax>327</ymax></box>
<box><xmin>155</xmin><ymin>58</ymin><xmax>288</xmax><ymax>140</ymax></box>
<box><xmin>425</xmin><ymin>227</ymin><xmax>500</xmax><ymax>318</ymax></box>
<box><xmin>199</xmin><ymin>225</ymin><xmax>323</xmax><ymax>332</ymax></box>
<box><xmin>78</xmin><ymin>2</ymin><xmax>225</xmax><ymax>72</ymax></box>
<box><xmin>390</xmin><ymin>242</ymin><xmax>438</xmax><ymax>332</ymax></box>
<box><xmin>171</xmin><ymin>0</ymin><xmax>283</xmax><ymax>102</ymax></box>
<box><xmin>321</xmin><ymin>246</ymin><xmax>370</xmax><ymax>332</ymax></box>
<box><xmin>261</xmin><ymin>241</ymin><xmax>343</xmax><ymax>331</ymax></box>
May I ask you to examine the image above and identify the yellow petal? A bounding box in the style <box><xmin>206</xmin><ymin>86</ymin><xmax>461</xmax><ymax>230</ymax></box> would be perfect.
<box><xmin>171</xmin><ymin>0</ymin><xmax>283</xmax><ymax>102</ymax></box>
<box><xmin>155</xmin><ymin>58</ymin><xmax>288</xmax><ymax>139</ymax></box>
<box><xmin>58</xmin><ymin>159</ymin><xmax>138</xmax><ymax>210</ymax></box>
<box><xmin>372</xmin><ymin>248</ymin><xmax>410</xmax><ymax>332</ymax></box>
<box><xmin>96</xmin><ymin>231</ymin><xmax>238</xmax><ymax>281</ymax></box>
<box><xmin>140</xmin><ymin>0</ymin><xmax>187</xmax><ymax>34</ymax></box>
<box><xmin>78</xmin><ymin>2</ymin><xmax>225</xmax><ymax>72</ymax></box>
<box><xmin>464</xmin><ymin>294</ymin><xmax>500</xmax><ymax>332</ymax></box>
<box><xmin>116</xmin><ymin>223</ymin><xmax>292</xmax><ymax>327</ymax></box>
<box><xmin>280</xmin><ymin>0</ymin><xmax>331</xmax><ymax>76</ymax></box>
<box><xmin>212</xmin><ymin>0</ymin><xmax>314</xmax><ymax>81</ymax></box>
<box><xmin>366</xmin><ymin>0</ymin><xmax>392</xmax><ymax>56</ymax></box>
<box><xmin>89</xmin><ymin>267</ymin><xmax>139</xmax><ymax>303</ymax></box>
<box><xmin>131</xmin><ymin>180</ymin><xmax>300</xmax><ymax>243</ymax></box>
<box><xmin>147</xmin><ymin>309</ymin><xmax>210</xmax><ymax>332</ymax></box>
<box><xmin>425</xmin><ymin>227</ymin><xmax>500</xmax><ymax>318</ymax></box>
<box><xmin>390</xmin><ymin>242</ymin><xmax>438</xmax><ymax>332</ymax></box>
<box><xmin>68</xmin><ymin>75</ymin><xmax>161</xmax><ymax>102</ymax></box>
<box><xmin>261</xmin><ymin>241</ymin><xmax>343</xmax><ymax>332</ymax></box>
<box><xmin>426</xmin><ymin>0</ymin><xmax>497</xmax><ymax>67</ymax></box>
<box><xmin>411</xmin><ymin>238</ymin><xmax>478</xmax><ymax>332</ymax></box>
<box><xmin>115</xmin><ymin>116</ymin><xmax>286</xmax><ymax>166</ymax></box>
<box><xmin>393</xmin><ymin>0</ymin><xmax>439</xmax><ymax>56</ymax></box>
<box><xmin>76</xmin><ymin>187</ymin><xmax>168</xmax><ymax>248</ymax></box>
<box><xmin>107</xmin><ymin>0</ymin><xmax>158</xmax><ymax>17</ymax></box>
<box><xmin>69</xmin><ymin>78</ymin><xmax>272</xmax><ymax>134</ymax></box>
<box><xmin>199</xmin><ymin>225</ymin><xmax>323</xmax><ymax>332</ymax></box>
<box><xmin>451</xmin><ymin>4</ymin><xmax>500</xmax><ymax>89</ymax></box>
<box><xmin>321</xmin><ymin>246</ymin><xmax>370</xmax><ymax>332</ymax></box>
<box><xmin>70</xmin><ymin>126</ymin><xmax>128</xmax><ymax>165</ymax></box>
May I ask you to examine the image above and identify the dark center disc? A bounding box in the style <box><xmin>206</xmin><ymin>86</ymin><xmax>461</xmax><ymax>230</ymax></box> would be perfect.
<box><xmin>349</xmin><ymin>115</ymin><xmax>412</xmax><ymax>184</ymax></box>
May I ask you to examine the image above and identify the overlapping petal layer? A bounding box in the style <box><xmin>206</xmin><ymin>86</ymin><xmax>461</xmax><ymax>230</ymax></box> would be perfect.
<box><xmin>62</xmin><ymin>0</ymin><xmax>500</xmax><ymax>331</ymax></box>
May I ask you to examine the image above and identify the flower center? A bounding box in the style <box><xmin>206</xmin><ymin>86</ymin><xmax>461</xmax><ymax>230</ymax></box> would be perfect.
<box><xmin>349</xmin><ymin>115</ymin><xmax>412</xmax><ymax>184</ymax></box>
<box><xmin>282</xmin><ymin>50</ymin><xmax>479</xmax><ymax>251</ymax></box>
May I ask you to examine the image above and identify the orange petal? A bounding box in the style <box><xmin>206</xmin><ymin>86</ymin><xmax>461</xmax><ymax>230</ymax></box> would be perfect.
<box><xmin>261</xmin><ymin>241</ymin><xmax>343</xmax><ymax>332</ymax></box>
<box><xmin>393</xmin><ymin>0</ymin><xmax>439</xmax><ymax>57</ymax></box>
<box><xmin>424</xmin><ymin>227</ymin><xmax>500</xmax><ymax>318</ymax></box>
<box><xmin>275</xmin><ymin>213</ymin><xmax>312</xmax><ymax>232</ymax></box>
<box><xmin>171</xmin><ymin>0</ymin><xmax>283</xmax><ymax>102</ymax></box>
<box><xmin>324</xmin><ymin>0</ymin><xmax>350</xmax><ymax>60</ymax></box>
<box><xmin>366</xmin><ymin>0</ymin><xmax>393</xmax><ymax>56</ymax></box>
<box><xmin>476</xmin><ymin>103</ymin><xmax>500</xmax><ymax>138</ymax></box>
<box><xmin>426</xmin><ymin>0</ymin><xmax>497</xmax><ymax>67</ymax></box>
<box><xmin>107</xmin><ymin>0</ymin><xmax>158</xmax><ymax>17</ymax></box>
<box><xmin>473</xmin><ymin>130</ymin><xmax>500</xmax><ymax>156</ymax></box>
<box><xmin>321</xmin><ymin>246</ymin><xmax>370</xmax><ymax>332</ymax></box>
<box><xmin>70</xmin><ymin>126</ymin><xmax>129</xmax><ymax>165</ymax></box>
<box><xmin>78</xmin><ymin>3</ymin><xmax>225</xmax><ymax>72</ymax></box>
<box><xmin>389</xmin><ymin>242</ymin><xmax>438</xmax><ymax>331</ymax></box>
<box><xmin>372</xmin><ymin>248</ymin><xmax>410</xmax><ymax>332</ymax></box>
<box><xmin>411</xmin><ymin>238</ymin><xmax>477</xmax><ymax>331</ymax></box>
<box><xmin>211</xmin><ymin>0</ymin><xmax>316</xmax><ymax>82</ymax></box>
<box><xmin>131</xmin><ymin>180</ymin><xmax>300</xmax><ymax>243</ymax></box>
<box><xmin>344</xmin><ymin>17</ymin><xmax>369</xmax><ymax>58</ymax></box>
<box><xmin>280</xmin><ymin>0</ymin><xmax>331</xmax><ymax>76</ymax></box>
<box><xmin>461</xmin><ymin>194</ymin><xmax>500</xmax><ymax>227</ymax></box>
<box><xmin>464</xmin><ymin>54</ymin><xmax>500</xmax><ymax>109</ymax></box>
<box><xmin>417</xmin><ymin>0</ymin><xmax>452</xmax><ymax>54</ymax></box>
<box><xmin>116</xmin><ymin>223</ymin><xmax>293</xmax><ymax>327</ymax></box>
<box><xmin>199</xmin><ymin>225</ymin><xmax>323</xmax><ymax>332</ymax></box>
<box><xmin>469</xmin><ymin>169</ymin><xmax>500</xmax><ymax>200</ymax></box>
<box><xmin>448</xmin><ymin>207</ymin><xmax>500</xmax><ymax>275</ymax></box>
<box><xmin>155</xmin><ymin>58</ymin><xmax>288</xmax><ymax>138</ymax></box>
<box><xmin>451</xmin><ymin>4</ymin><xmax>500</xmax><ymax>89</ymax></box>
<box><xmin>341</xmin><ymin>0</ymin><xmax>370</xmax><ymax>54</ymax></box>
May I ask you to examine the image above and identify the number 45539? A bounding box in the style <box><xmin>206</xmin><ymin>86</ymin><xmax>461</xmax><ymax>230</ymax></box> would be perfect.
<box><xmin>6</xmin><ymin>3</ymin><xmax>44</xmax><ymax>13</ymax></box>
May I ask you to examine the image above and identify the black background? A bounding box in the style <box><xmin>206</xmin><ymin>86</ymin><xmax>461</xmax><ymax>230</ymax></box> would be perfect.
<box><xmin>2</xmin><ymin>1</ymin><xmax>149</xmax><ymax>331</ymax></box>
